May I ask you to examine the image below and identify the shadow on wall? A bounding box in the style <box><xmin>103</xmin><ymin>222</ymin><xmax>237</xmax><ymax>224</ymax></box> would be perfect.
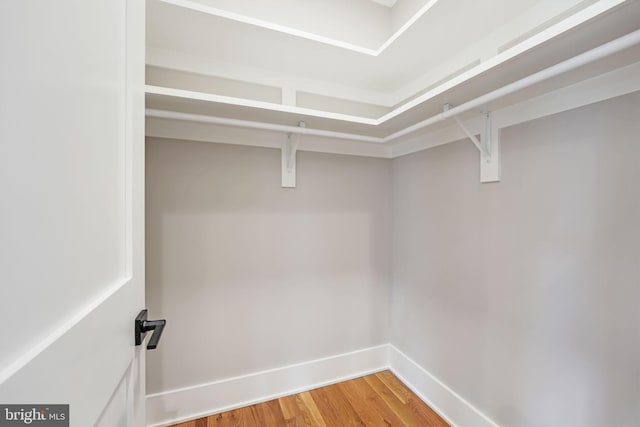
<box><xmin>145</xmin><ymin>141</ymin><xmax>392</xmax><ymax>395</ymax></box>
<box><xmin>390</xmin><ymin>92</ymin><xmax>640</xmax><ymax>427</ymax></box>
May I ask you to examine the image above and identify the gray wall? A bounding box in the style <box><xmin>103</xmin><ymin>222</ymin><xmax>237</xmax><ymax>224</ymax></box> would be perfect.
<box><xmin>145</xmin><ymin>140</ymin><xmax>391</xmax><ymax>394</ymax></box>
<box><xmin>391</xmin><ymin>92</ymin><xmax>640</xmax><ymax>427</ymax></box>
<box><xmin>146</xmin><ymin>92</ymin><xmax>639</xmax><ymax>426</ymax></box>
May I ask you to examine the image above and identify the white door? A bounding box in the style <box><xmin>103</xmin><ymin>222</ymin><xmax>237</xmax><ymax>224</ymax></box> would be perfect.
<box><xmin>0</xmin><ymin>0</ymin><xmax>147</xmax><ymax>426</ymax></box>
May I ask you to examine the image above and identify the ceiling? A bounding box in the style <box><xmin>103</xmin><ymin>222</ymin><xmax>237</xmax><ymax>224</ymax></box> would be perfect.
<box><xmin>370</xmin><ymin>0</ymin><xmax>398</xmax><ymax>7</ymax></box>
<box><xmin>145</xmin><ymin>0</ymin><xmax>640</xmax><ymax>146</ymax></box>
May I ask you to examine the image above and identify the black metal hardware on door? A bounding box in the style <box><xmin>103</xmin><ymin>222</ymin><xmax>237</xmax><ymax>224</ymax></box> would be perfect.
<box><xmin>135</xmin><ymin>310</ymin><xmax>166</xmax><ymax>350</ymax></box>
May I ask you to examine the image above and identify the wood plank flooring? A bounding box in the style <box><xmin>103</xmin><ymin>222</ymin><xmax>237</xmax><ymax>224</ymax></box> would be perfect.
<box><xmin>170</xmin><ymin>370</ymin><xmax>449</xmax><ymax>427</ymax></box>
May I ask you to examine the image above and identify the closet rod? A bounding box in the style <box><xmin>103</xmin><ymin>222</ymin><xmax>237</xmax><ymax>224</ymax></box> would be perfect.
<box><xmin>145</xmin><ymin>109</ymin><xmax>385</xmax><ymax>144</ymax></box>
<box><xmin>383</xmin><ymin>28</ymin><xmax>640</xmax><ymax>142</ymax></box>
<box><xmin>146</xmin><ymin>29</ymin><xmax>640</xmax><ymax>144</ymax></box>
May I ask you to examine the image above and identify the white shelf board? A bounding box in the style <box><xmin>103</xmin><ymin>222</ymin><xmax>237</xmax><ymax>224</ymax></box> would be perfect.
<box><xmin>147</xmin><ymin>44</ymin><xmax>640</xmax><ymax>144</ymax></box>
<box><xmin>147</xmin><ymin>0</ymin><xmax>633</xmax><ymax>95</ymax></box>
<box><xmin>145</xmin><ymin>0</ymin><xmax>640</xmax><ymax>145</ymax></box>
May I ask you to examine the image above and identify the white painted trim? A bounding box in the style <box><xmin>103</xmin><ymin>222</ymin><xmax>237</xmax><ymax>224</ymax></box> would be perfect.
<box><xmin>390</xmin><ymin>59</ymin><xmax>640</xmax><ymax>158</ymax></box>
<box><xmin>145</xmin><ymin>117</ymin><xmax>392</xmax><ymax>158</ymax></box>
<box><xmin>382</xmin><ymin>28</ymin><xmax>640</xmax><ymax>142</ymax></box>
<box><xmin>494</xmin><ymin>60</ymin><xmax>640</xmax><ymax>131</ymax></box>
<box><xmin>145</xmin><ymin>109</ymin><xmax>383</xmax><ymax>143</ymax></box>
<box><xmin>0</xmin><ymin>276</ymin><xmax>132</xmax><ymax>385</ymax></box>
<box><xmin>146</xmin><ymin>57</ymin><xmax>640</xmax><ymax>158</ymax></box>
<box><xmin>146</xmin><ymin>344</ymin><xmax>389</xmax><ymax>427</ymax></box>
<box><xmin>381</xmin><ymin>0</ymin><xmax>632</xmax><ymax>123</ymax></box>
<box><xmin>376</xmin><ymin>0</ymin><xmax>440</xmax><ymax>53</ymax></box>
<box><xmin>154</xmin><ymin>0</ymin><xmax>442</xmax><ymax>57</ymax></box>
<box><xmin>146</xmin><ymin>47</ymin><xmax>393</xmax><ymax>107</ymax></box>
<box><xmin>386</xmin><ymin>0</ymin><xmax>621</xmax><ymax>106</ymax></box>
<box><xmin>146</xmin><ymin>26</ymin><xmax>640</xmax><ymax>143</ymax></box>
<box><xmin>155</xmin><ymin>0</ymin><xmax>606</xmax><ymax>65</ymax></box>
<box><xmin>145</xmin><ymin>343</ymin><xmax>504</xmax><ymax>427</ymax></box>
<box><xmin>388</xmin><ymin>344</ymin><xmax>500</xmax><ymax>427</ymax></box>
<box><xmin>146</xmin><ymin>85</ymin><xmax>378</xmax><ymax>126</ymax></box>
<box><xmin>149</xmin><ymin>0</ymin><xmax>625</xmax><ymax>113</ymax></box>
<box><xmin>155</xmin><ymin>0</ymin><xmax>378</xmax><ymax>55</ymax></box>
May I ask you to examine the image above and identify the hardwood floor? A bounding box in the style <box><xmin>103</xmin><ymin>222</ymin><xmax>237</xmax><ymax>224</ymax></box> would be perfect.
<box><xmin>170</xmin><ymin>370</ymin><xmax>449</xmax><ymax>427</ymax></box>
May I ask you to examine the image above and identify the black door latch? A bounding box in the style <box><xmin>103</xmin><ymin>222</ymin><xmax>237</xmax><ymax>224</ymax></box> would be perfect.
<box><xmin>135</xmin><ymin>309</ymin><xmax>166</xmax><ymax>350</ymax></box>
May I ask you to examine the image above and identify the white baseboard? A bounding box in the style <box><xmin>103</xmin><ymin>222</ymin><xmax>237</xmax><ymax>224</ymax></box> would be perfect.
<box><xmin>388</xmin><ymin>344</ymin><xmax>499</xmax><ymax>427</ymax></box>
<box><xmin>147</xmin><ymin>343</ymin><xmax>500</xmax><ymax>427</ymax></box>
<box><xmin>146</xmin><ymin>344</ymin><xmax>389</xmax><ymax>427</ymax></box>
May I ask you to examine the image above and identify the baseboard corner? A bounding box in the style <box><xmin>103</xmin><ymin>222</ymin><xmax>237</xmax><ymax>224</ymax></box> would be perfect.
<box><xmin>146</xmin><ymin>344</ymin><xmax>389</xmax><ymax>426</ymax></box>
<box><xmin>388</xmin><ymin>344</ymin><xmax>500</xmax><ymax>427</ymax></box>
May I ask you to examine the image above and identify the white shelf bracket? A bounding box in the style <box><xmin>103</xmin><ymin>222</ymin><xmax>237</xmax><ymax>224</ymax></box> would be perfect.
<box><xmin>281</xmin><ymin>121</ymin><xmax>304</xmax><ymax>188</ymax></box>
<box><xmin>446</xmin><ymin>105</ymin><xmax>501</xmax><ymax>183</ymax></box>
<box><xmin>479</xmin><ymin>112</ymin><xmax>500</xmax><ymax>183</ymax></box>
